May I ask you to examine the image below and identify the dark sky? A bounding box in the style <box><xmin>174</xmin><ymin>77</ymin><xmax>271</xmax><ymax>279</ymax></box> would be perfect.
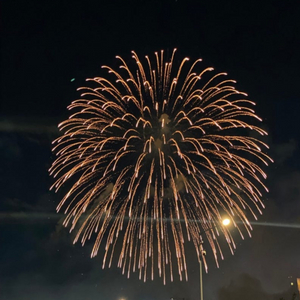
<box><xmin>1</xmin><ymin>0</ymin><xmax>300</xmax><ymax>299</ymax></box>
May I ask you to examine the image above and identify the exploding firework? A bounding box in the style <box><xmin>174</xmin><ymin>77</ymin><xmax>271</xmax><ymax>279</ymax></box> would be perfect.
<box><xmin>49</xmin><ymin>49</ymin><xmax>272</xmax><ymax>283</ymax></box>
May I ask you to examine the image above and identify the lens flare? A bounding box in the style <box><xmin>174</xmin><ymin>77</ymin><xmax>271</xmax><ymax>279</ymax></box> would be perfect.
<box><xmin>49</xmin><ymin>49</ymin><xmax>272</xmax><ymax>283</ymax></box>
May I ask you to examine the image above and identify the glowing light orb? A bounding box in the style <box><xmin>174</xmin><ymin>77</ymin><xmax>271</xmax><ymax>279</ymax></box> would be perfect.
<box><xmin>222</xmin><ymin>218</ymin><xmax>231</xmax><ymax>226</ymax></box>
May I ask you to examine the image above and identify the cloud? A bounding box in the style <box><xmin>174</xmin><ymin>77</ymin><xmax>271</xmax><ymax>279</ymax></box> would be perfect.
<box><xmin>218</xmin><ymin>274</ymin><xmax>299</xmax><ymax>300</ymax></box>
<box><xmin>0</xmin><ymin>118</ymin><xmax>59</xmax><ymax>134</ymax></box>
<box><xmin>272</xmin><ymin>139</ymin><xmax>298</xmax><ymax>164</ymax></box>
<box><xmin>218</xmin><ymin>273</ymin><xmax>271</xmax><ymax>300</ymax></box>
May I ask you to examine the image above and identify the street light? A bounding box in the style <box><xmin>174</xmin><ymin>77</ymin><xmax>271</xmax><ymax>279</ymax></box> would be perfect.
<box><xmin>199</xmin><ymin>218</ymin><xmax>231</xmax><ymax>300</ymax></box>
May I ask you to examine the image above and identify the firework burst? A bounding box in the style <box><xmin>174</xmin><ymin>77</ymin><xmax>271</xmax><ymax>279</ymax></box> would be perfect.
<box><xmin>49</xmin><ymin>49</ymin><xmax>272</xmax><ymax>283</ymax></box>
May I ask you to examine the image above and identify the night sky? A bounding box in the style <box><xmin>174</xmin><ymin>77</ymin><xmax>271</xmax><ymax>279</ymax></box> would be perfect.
<box><xmin>1</xmin><ymin>1</ymin><xmax>300</xmax><ymax>300</ymax></box>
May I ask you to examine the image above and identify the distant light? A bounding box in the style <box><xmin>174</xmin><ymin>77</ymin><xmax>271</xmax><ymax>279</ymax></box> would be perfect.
<box><xmin>291</xmin><ymin>282</ymin><xmax>294</xmax><ymax>286</ymax></box>
<box><xmin>222</xmin><ymin>218</ymin><xmax>231</xmax><ymax>226</ymax></box>
<box><xmin>70</xmin><ymin>78</ymin><xmax>75</xmax><ymax>82</ymax></box>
